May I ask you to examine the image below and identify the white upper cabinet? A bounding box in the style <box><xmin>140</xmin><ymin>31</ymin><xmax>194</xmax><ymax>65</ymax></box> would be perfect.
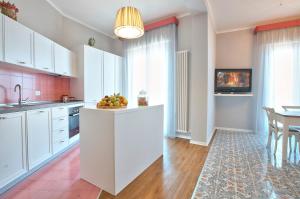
<box><xmin>33</xmin><ymin>32</ymin><xmax>54</xmax><ymax>72</ymax></box>
<box><xmin>84</xmin><ymin>46</ymin><xmax>103</xmax><ymax>103</ymax></box>
<box><xmin>103</xmin><ymin>52</ymin><xmax>116</xmax><ymax>96</ymax></box>
<box><xmin>4</xmin><ymin>16</ymin><xmax>33</xmax><ymax>68</ymax></box>
<box><xmin>54</xmin><ymin>43</ymin><xmax>74</xmax><ymax>76</ymax></box>
<box><xmin>27</xmin><ymin>109</ymin><xmax>52</xmax><ymax>170</ymax></box>
<box><xmin>0</xmin><ymin>14</ymin><xmax>76</xmax><ymax>76</ymax></box>
<box><xmin>114</xmin><ymin>56</ymin><xmax>123</xmax><ymax>94</ymax></box>
<box><xmin>0</xmin><ymin>112</ymin><xmax>27</xmax><ymax>188</ymax></box>
<box><xmin>71</xmin><ymin>45</ymin><xmax>123</xmax><ymax>101</ymax></box>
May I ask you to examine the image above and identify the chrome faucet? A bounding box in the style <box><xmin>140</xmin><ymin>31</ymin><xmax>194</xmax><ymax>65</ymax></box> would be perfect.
<box><xmin>14</xmin><ymin>84</ymin><xmax>22</xmax><ymax>105</ymax></box>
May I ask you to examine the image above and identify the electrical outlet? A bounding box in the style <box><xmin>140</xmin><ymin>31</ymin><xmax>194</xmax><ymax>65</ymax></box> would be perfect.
<box><xmin>35</xmin><ymin>91</ymin><xmax>41</xmax><ymax>96</ymax></box>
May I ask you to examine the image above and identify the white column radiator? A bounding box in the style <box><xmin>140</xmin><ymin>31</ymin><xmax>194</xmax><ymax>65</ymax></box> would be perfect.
<box><xmin>176</xmin><ymin>51</ymin><xmax>189</xmax><ymax>134</ymax></box>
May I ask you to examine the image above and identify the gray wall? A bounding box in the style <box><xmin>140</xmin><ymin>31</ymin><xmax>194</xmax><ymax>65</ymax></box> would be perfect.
<box><xmin>207</xmin><ymin>16</ymin><xmax>216</xmax><ymax>142</ymax></box>
<box><xmin>62</xmin><ymin>18</ymin><xmax>123</xmax><ymax>55</ymax></box>
<box><xmin>11</xmin><ymin>0</ymin><xmax>122</xmax><ymax>55</ymax></box>
<box><xmin>178</xmin><ymin>13</ymin><xmax>216</xmax><ymax>144</ymax></box>
<box><xmin>215</xmin><ymin>29</ymin><xmax>255</xmax><ymax>131</ymax></box>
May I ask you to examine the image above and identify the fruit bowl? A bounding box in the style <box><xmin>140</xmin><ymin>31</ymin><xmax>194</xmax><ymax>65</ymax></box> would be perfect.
<box><xmin>97</xmin><ymin>105</ymin><xmax>127</xmax><ymax>109</ymax></box>
<box><xmin>96</xmin><ymin>93</ymin><xmax>128</xmax><ymax>109</ymax></box>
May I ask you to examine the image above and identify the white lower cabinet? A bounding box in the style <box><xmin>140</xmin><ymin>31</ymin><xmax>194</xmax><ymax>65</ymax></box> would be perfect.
<box><xmin>0</xmin><ymin>105</ymin><xmax>74</xmax><ymax>189</ymax></box>
<box><xmin>0</xmin><ymin>112</ymin><xmax>27</xmax><ymax>189</ymax></box>
<box><xmin>52</xmin><ymin>127</ymin><xmax>69</xmax><ymax>154</ymax></box>
<box><xmin>51</xmin><ymin>107</ymin><xmax>69</xmax><ymax>154</ymax></box>
<box><xmin>26</xmin><ymin>109</ymin><xmax>52</xmax><ymax>170</ymax></box>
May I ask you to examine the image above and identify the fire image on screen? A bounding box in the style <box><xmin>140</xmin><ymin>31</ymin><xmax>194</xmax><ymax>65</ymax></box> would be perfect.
<box><xmin>216</xmin><ymin>72</ymin><xmax>250</xmax><ymax>88</ymax></box>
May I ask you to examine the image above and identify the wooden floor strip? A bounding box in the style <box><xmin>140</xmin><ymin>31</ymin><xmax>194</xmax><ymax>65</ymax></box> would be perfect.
<box><xmin>99</xmin><ymin>138</ymin><xmax>209</xmax><ymax>199</ymax></box>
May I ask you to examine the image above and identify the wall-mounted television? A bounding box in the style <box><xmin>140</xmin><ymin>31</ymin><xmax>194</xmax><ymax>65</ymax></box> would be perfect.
<box><xmin>215</xmin><ymin>69</ymin><xmax>252</xmax><ymax>93</ymax></box>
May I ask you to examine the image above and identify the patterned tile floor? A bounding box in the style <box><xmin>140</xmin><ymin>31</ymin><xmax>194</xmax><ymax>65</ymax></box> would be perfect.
<box><xmin>0</xmin><ymin>145</ymin><xmax>101</xmax><ymax>199</ymax></box>
<box><xmin>192</xmin><ymin>130</ymin><xmax>300</xmax><ymax>199</ymax></box>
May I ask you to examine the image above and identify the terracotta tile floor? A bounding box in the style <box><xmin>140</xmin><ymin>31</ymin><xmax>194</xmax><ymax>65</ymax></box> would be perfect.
<box><xmin>0</xmin><ymin>145</ymin><xmax>101</xmax><ymax>199</ymax></box>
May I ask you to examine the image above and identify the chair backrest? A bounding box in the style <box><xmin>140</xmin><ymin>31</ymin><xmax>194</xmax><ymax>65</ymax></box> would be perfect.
<box><xmin>263</xmin><ymin>107</ymin><xmax>279</xmax><ymax>132</ymax></box>
<box><xmin>282</xmin><ymin>106</ymin><xmax>300</xmax><ymax>111</ymax></box>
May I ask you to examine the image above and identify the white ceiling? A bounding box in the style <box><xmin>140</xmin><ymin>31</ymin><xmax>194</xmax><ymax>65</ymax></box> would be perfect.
<box><xmin>46</xmin><ymin>0</ymin><xmax>207</xmax><ymax>37</ymax></box>
<box><xmin>46</xmin><ymin>0</ymin><xmax>300</xmax><ymax>36</ymax></box>
<box><xmin>208</xmin><ymin>0</ymin><xmax>300</xmax><ymax>33</ymax></box>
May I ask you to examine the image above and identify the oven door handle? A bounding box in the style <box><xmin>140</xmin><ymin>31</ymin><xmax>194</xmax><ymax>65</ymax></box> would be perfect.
<box><xmin>69</xmin><ymin>113</ymin><xmax>79</xmax><ymax>117</ymax></box>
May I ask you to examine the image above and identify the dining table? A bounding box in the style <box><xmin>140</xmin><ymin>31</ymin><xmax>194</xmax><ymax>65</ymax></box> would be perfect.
<box><xmin>274</xmin><ymin>109</ymin><xmax>300</xmax><ymax>162</ymax></box>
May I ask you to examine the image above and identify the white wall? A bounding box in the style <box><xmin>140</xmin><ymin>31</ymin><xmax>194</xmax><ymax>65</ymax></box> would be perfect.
<box><xmin>10</xmin><ymin>0</ymin><xmax>122</xmax><ymax>55</ymax></box>
<box><xmin>178</xmin><ymin>13</ymin><xmax>216</xmax><ymax>145</ymax></box>
<box><xmin>215</xmin><ymin>29</ymin><xmax>255</xmax><ymax>131</ymax></box>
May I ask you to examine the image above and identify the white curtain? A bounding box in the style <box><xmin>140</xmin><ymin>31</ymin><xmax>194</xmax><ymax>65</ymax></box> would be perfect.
<box><xmin>255</xmin><ymin>27</ymin><xmax>300</xmax><ymax>134</ymax></box>
<box><xmin>123</xmin><ymin>24</ymin><xmax>177</xmax><ymax>138</ymax></box>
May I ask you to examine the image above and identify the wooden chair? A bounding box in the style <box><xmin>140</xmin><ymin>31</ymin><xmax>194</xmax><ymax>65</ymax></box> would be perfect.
<box><xmin>263</xmin><ymin>107</ymin><xmax>297</xmax><ymax>154</ymax></box>
<box><xmin>282</xmin><ymin>106</ymin><xmax>300</xmax><ymax>153</ymax></box>
<box><xmin>282</xmin><ymin>106</ymin><xmax>300</xmax><ymax>111</ymax></box>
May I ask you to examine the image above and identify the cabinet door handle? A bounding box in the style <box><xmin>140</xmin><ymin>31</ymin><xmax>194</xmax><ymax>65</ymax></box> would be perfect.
<box><xmin>59</xmin><ymin>118</ymin><xmax>65</xmax><ymax>121</ymax></box>
<box><xmin>39</xmin><ymin>111</ymin><xmax>45</xmax><ymax>113</ymax></box>
<box><xmin>60</xmin><ymin>140</ymin><xmax>65</xmax><ymax>143</ymax></box>
<box><xmin>0</xmin><ymin>117</ymin><xmax>7</xmax><ymax>120</ymax></box>
<box><xmin>60</xmin><ymin>129</ymin><xmax>65</xmax><ymax>132</ymax></box>
<box><xmin>59</xmin><ymin>108</ymin><xmax>65</xmax><ymax>110</ymax></box>
<box><xmin>43</xmin><ymin>67</ymin><xmax>49</xmax><ymax>70</ymax></box>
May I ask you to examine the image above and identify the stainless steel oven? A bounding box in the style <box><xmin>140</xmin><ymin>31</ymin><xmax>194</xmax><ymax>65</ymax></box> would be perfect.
<box><xmin>68</xmin><ymin>106</ymin><xmax>82</xmax><ymax>139</ymax></box>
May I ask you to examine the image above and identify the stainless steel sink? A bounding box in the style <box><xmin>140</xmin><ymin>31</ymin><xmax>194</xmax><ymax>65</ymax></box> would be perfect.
<box><xmin>12</xmin><ymin>104</ymin><xmax>37</xmax><ymax>107</ymax></box>
<box><xmin>0</xmin><ymin>104</ymin><xmax>14</xmax><ymax>108</ymax></box>
<box><xmin>0</xmin><ymin>101</ymin><xmax>50</xmax><ymax>108</ymax></box>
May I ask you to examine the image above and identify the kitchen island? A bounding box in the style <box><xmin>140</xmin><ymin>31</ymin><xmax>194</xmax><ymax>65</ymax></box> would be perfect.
<box><xmin>80</xmin><ymin>105</ymin><xmax>164</xmax><ymax>196</ymax></box>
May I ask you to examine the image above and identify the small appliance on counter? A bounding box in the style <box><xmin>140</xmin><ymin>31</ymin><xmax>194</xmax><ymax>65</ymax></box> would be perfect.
<box><xmin>61</xmin><ymin>95</ymin><xmax>76</xmax><ymax>103</ymax></box>
<box><xmin>138</xmin><ymin>90</ymin><xmax>148</xmax><ymax>106</ymax></box>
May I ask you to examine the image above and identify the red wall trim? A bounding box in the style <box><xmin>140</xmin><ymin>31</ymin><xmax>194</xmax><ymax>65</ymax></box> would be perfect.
<box><xmin>144</xmin><ymin>16</ymin><xmax>179</xmax><ymax>31</ymax></box>
<box><xmin>255</xmin><ymin>19</ymin><xmax>300</xmax><ymax>33</ymax></box>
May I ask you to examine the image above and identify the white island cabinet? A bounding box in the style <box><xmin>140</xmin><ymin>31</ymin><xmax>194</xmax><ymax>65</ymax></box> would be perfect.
<box><xmin>80</xmin><ymin>105</ymin><xmax>164</xmax><ymax>196</ymax></box>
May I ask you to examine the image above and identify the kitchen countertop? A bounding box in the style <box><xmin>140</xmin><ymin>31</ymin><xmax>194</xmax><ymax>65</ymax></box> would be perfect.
<box><xmin>0</xmin><ymin>101</ymin><xmax>84</xmax><ymax>114</ymax></box>
<box><xmin>83</xmin><ymin>104</ymin><xmax>164</xmax><ymax>114</ymax></box>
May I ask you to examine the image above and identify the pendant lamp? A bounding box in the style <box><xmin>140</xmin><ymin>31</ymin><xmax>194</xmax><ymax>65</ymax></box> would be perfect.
<box><xmin>114</xmin><ymin>5</ymin><xmax>144</xmax><ymax>39</ymax></box>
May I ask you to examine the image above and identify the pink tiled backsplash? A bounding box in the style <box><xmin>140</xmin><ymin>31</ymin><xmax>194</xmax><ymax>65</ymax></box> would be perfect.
<box><xmin>0</xmin><ymin>66</ymin><xmax>70</xmax><ymax>104</ymax></box>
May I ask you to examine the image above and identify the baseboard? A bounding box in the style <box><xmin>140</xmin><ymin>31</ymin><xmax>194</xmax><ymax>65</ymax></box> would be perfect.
<box><xmin>176</xmin><ymin>131</ymin><xmax>191</xmax><ymax>140</ymax></box>
<box><xmin>207</xmin><ymin>128</ymin><xmax>217</xmax><ymax>145</ymax></box>
<box><xmin>215</xmin><ymin>127</ymin><xmax>253</xmax><ymax>133</ymax></box>
<box><xmin>190</xmin><ymin>140</ymin><xmax>208</xmax><ymax>146</ymax></box>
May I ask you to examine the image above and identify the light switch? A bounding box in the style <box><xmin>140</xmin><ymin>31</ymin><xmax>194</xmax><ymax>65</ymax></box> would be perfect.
<box><xmin>35</xmin><ymin>90</ymin><xmax>41</xmax><ymax>96</ymax></box>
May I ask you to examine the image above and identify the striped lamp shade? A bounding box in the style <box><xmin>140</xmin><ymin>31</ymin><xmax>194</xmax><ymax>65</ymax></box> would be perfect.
<box><xmin>114</xmin><ymin>6</ymin><xmax>144</xmax><ymax>39</ymax></box>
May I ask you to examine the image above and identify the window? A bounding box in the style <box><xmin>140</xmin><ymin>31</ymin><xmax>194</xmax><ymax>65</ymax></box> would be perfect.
<box><xmin>124</xmin><ymin>24</ymin><xmax>177</xmax><ymax>137</ymax></box>
<box><xmin>264</xmin><ymin>42</ymin><xmax>300</xmax><ymax>110</ymax></box>
<box><xmin>127</xmin><ymin>40</ymin><xmax>168</xmax><ymax>107</ymax></box>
